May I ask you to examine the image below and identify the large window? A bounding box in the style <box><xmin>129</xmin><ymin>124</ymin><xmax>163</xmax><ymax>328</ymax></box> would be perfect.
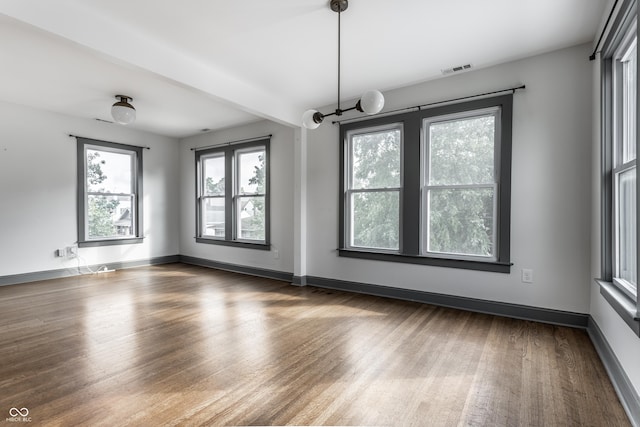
<box><xmin>195</xmin><ymin>139</ymin><xmax>270</xmax><ymax>249</ymax></box>
<box><xmin>340</xmin><ymin>95</ymin><xmax>512</xmax><ymax>273</ymax></box>
<box><xmin>77</xmin><ymin>138</ymin><xmax>143</xmax><ymax>247</ymax></box>
<box><xmin>598</xmin><ymin>0</ymin><xmax>639</xmax><ymax>334</ymax></box>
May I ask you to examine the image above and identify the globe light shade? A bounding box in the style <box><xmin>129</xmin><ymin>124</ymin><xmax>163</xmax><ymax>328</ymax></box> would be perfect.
<box><xmin>111</xmin><ymin>96</ymin><xmax>136</xmax><ymax>125</ymax></box>
<box><xmin>302</xmin><ymin>109</ymin><xmax>322</xmax><ymax>129</ymax></box>
<box><xmin>359</xmin><ymin>90</ymin><xmax>385</xmax><ymax>115</ymax></box>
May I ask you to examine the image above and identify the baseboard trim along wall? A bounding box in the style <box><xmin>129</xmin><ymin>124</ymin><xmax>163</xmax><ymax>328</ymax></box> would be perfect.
<box><xmin>179</xmin><ymin>256</ymin><xmax>294</xmax><ymax>283</ymax></box>
<box><xmin>303</xmin><ymin>275</ymin><xmax>589</xmax><ymax>329</ymax></box>
<box><xmin>0</xmin><ymin>255</ymin><xmax>181</xmax><ymax>287</ymax></box>
<box><xmin>588</xmin><ymin>317</ymin><xmax>640</xmax><ymax>427</ymax></box>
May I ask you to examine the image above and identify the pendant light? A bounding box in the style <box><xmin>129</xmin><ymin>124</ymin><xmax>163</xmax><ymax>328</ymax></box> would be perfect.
<box><xmin>302</xmin><ymin>0</ymin><xmax>384</xmax><ymax>129</ymax></box>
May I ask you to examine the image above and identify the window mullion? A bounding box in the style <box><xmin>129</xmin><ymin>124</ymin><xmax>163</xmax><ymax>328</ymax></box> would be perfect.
<box><xmin>403</xmin><ymin>116</ymin><xmax>421</xmax><ymax>255</ymax></box>
<box><xmin>225</xmin><ymin>148</ymin><xmax>234</xmax><ymax>241</ymax></box>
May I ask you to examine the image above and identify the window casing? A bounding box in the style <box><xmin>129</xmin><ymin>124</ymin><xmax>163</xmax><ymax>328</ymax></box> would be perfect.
<box><xmin>77</xmin><ymin>138</ymin><xmax>143</xmax><ymax>247</ymax></box>
<box><xmin>598</xmin><ymin>0</ymin><xmax>640</xmax><ymax>335</ymax></box>
<box><xmin>195</xmin><ymin>139</ymin><xmax>270</xmax><ymax>249</ymax></box>
<box><xmin>339</xmin><ymin>95</ymin><xmax>512</xmax><ymax>273</ymax></box>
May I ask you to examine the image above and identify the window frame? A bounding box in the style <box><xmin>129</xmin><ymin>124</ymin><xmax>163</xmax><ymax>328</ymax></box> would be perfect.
<box><xmin>195</xmin><ymin>139</ymin><xmax>270</xmax><ymax>250</ymax></box>
<box><xmin>339</xmin><ymin>95</ymin><xmax>513</xmax><ymax>273</ymax></box>
<box><xmin>77</xmin><ymin>137</ymin><xmax>144</xmax><ymax>247</ymax></box>
<box><xmin>598</xmin><ymin>0</ymin><xmax>640</xmax><ymax>335</ymax></box>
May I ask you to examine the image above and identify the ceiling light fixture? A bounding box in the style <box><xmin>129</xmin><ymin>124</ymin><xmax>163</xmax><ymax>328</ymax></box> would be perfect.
<box><xmin>111</xmin><ymin>95</ymin><xmax>136</xmax><ymax>125</ymax></box>
<box><xmin>302</xmin><ymin>0</ymin><xmax>384</xmax><ymax>130</ymax></box>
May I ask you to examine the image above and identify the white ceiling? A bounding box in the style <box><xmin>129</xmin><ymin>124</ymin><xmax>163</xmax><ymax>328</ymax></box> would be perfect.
<box><xmin>0</xmin><ymin>0</ymin><xmax>608</xmax><ymax>138</ymax></box>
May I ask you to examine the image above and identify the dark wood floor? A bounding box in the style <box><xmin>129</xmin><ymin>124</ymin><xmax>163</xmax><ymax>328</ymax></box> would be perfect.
<box><xmin>0</xmin><ymin>263</ymin><xmax>629</xmax><ymax>426</ymax></box>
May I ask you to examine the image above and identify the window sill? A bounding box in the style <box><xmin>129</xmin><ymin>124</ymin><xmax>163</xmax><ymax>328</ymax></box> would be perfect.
<box><xmin>338</xmin><ymin>248</ymin><xmax>511</xmax><ymax>273</ymax></box>
<box><xmin>596</xmin><ymin>279</ymin><xmax>639</xmax><ymax>336</ymax></box>
<box><xmin>196</xmin><ymin>237</ymin><xmax>270</xmax><ymax>251</ymax></box>
<box><xmin>78</xmin><ymin>237</ymin><xmax>143</xmax><ymax>248</ymax></box>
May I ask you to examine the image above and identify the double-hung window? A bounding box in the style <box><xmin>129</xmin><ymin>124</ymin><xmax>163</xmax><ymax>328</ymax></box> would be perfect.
<box><xmin>77</xmin><ymin>138</ymin><xmax>143</xmax><ymax>247</ymax></box>
<box><xmin>598</xmin><ymin>0</ymin><xmax>639</xmax><ymax>334</ymax></box>
<box><xmin>195</xmin><ymin>139</ymin><xmax>270</xmax><ymax>249</ymax></box>
<box><xmin>423</xmin><ymin>108</ymin><xmax>500</xmax><ymax>260</ymax></box>
<box><xmin>614</xmin><ymin>28</ymin><xmax>638</xmax><ymax>297</ymax></box>
<box><xmin>345</xmin><ymin>124</ymin><xmax>402</xmax><ymax>251</ymax></box>
<box><xmin>340</xmin><ymin>95</ymin><xmax>512</xmax><ymax>273</ymax></box>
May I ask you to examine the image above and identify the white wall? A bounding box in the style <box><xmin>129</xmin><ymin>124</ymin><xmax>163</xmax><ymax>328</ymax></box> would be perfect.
<box><xmin>590</xmin><ymin>46</ymin><xmax>640</xmax><ymax>397</ymax></box>
<box><xmin>179</xmin><ymin>120</ymin><xmax>295</xmax><ymax>273</ymax></box>
<box><xmin>0</xmin><ymin>100</ymin><xmax>180</xmax><ymax>277</ymax></box>
<box><xmin>305</xmin><ymin>43</ymin><xmax>594</xmax><ymax>314</ymax></box>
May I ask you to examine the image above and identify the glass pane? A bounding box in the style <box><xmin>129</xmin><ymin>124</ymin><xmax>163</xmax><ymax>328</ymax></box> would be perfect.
<box><xmin>87</xmin><ymin>195</ymin><xmax>134</xmax><ymax>239</ymax></box>
<box><xmin>237</xmin><ymin>150</ymin><xmax>266</xmax><ymax>195</ymax></box>
<box><xmin>202</xmin><ymin>198</ymin><xmax>225</xmax><ymax>238</ymax></box>
<box><xmin>237</xmin><ymin>196</ymin><xmax>265</xmax><ymax>241</ymax></box>
<box><xmin>351</xmin><ymin>128</ymin><xmax>401</xmax><ymax>189</ymax></box>
<box><xmin>203</xmin><ymin>155</ymin><xmax>225</xmax><ymax>196</ymax></box>
<box><xmin>86</xmin><ymin>149</ymin><xmax>133</xmax><ymax>193</ymax></box>
<box><xmin>426</xmin><ymin>188</ymin><xmax>495</xmax><ymax>257</ymax></box>
<box><xmin>351</xmin><ymin>191</ymin><xmax>399</xmax><ymax>250</ymax></box>
<box><xmin>428</xmin><ymin>115</ymin><xmax>495</xmax><ymax>186</ymax></box>
<box><xmin>617</xmin><ymin>168</ymin><xmax>637</xmax><ymax>286</ymax></box>
<box><xmin>622</xmin><ymin>39</ymin><xmax>637</xmax><ymax>163</ymax></box>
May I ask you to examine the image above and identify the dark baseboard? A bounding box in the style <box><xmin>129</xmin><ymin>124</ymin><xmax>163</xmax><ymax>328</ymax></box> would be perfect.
<box><xmin>302</xmin><ymin>275</ymin><xmax>588</xmax><ymax>329</ymax></box>
<box><xmin>588</xmin><ymin>317</ymin><xmax>640</xmax><ymax>426</ymax></box>
<box><xmin>179</xmin><ymin>255</ymin><xmax>294</xmax><ymax>283</ymax></box>
<box><xmin>0</xmin><ymin>255</ymin><xmax>180</xmax><ymax>287</ymax></box>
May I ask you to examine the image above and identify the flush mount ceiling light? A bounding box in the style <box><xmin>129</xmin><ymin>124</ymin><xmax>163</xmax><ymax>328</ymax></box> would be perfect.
<box><xmin>111</xmin><ymin>95</ymin><xmax>136</xmax><ymax>125</ymax></box>
<box><xmin>302</xmin><ymin>0</ymin><xmax>384</xmax><ymax>130</ymax></box>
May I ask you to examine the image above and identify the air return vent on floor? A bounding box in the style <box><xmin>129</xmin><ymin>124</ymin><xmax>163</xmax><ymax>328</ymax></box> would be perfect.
<box><xmin>441</xmin><ymin>64</ymin><xmax>473</xmax><ymax>75</ymax></box>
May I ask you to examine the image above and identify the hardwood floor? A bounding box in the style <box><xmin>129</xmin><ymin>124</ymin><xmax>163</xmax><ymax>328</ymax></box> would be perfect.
<box><xmin>0</xmin><ymin>263</ymin><xmax>629</xmax><ymax>426</ymax></box>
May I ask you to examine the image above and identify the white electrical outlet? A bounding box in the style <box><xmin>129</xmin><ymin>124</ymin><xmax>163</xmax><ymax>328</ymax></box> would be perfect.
<box><xmin>273</xmin><ymin>249</ymin><xmax>280</xmax><ymax>259</ymax></box>
<box><xmin>55</xmin><ymin>248</ymin><xmax>66</xmax><ymax>258</ymax></box>
<box><xmin>522</xmin><ymin>268</ymin><xmax>534</xmax><ymax>283</ymax></box>
<box><xmin>66</xmin><ymin>245</ymin><xmax>78</xmax><ymax>259</ymax></box>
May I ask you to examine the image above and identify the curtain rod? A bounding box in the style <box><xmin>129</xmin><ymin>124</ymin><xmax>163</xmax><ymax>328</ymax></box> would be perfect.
<box><xmin>589</xmin><ymin>0</ymin><xmax>620</xmax><ymax>61</ymax></box>
<box><xmin>332</xmin><ymin>84</ymin><xmax>526</xmax><ymax>125</ymax></box>
<box><xmin>190</xmin><ymin>134</ymin><xmax>272</xmax><ymax>151</ymax></box>
<box><xmin>68</xmin><ymin>134</ymin><xmax>151</xmax><ymax>150</ymax></box>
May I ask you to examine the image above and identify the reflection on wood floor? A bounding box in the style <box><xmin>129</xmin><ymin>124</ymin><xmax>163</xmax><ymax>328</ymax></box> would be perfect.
<box><xmin>0</xmin><ymin>263</ymin><xmax>630</xmax><ymax>426</ymax></box>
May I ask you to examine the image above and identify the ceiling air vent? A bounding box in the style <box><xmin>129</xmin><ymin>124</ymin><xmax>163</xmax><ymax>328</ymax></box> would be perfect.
<box><xmin>441</xmin><ymin>63</ymin><xmax>473</xmax><ymax>75</ymax></box>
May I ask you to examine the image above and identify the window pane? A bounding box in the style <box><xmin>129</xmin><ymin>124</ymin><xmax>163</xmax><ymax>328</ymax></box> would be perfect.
<box><xmin>351</xmin><ymin>129</ymin><xmax>401</xmax><ymax>189</ymax></box>
<box><xmin>237</xmin><ymin>196</ymin><xmax>265</xmax><ymax>241</ymax></box>
<box><xmin>202</xmin><ymin>198</ymin><xmax>225</xmax><ymax>238</ymax></box>
<box><xmin>428</xmin><ymin>115</ymin><xmax>495</xmax><ymax>186</ymax></box>
<box><xmin>351</xmin><ymin>191</ymin><xmax>399</xmax><ymax>250</ymax></box>
<box><xmin>622</xmin><ymin>39</ymin><xmax>637</xmax><ymax>163</ymax></box>
<box><xmin>426</xmin><ymin>188</ymin><xmax>495</xmax><ymax>257</ymax></box>
<box><xmin>86</xmin><ymin>149</ymin><xmax>133</xmax><ymax>194</ymax></box>
<box><xmin>87</xmin><ymin>195</ymin><xmax>134</xmax><ymax>239</ymax></box>
<box><xmin>238</xmin><ymin>150</ymin><xmax>265</xmax><ymax>195</ymax></box>
<box><xmin>617</xmin><ymin>168</ymin><xmax>637</xmax><ymax>286</ymax></box>
<box><xmin>203</xmin><ymin>155</ymin><xmax>225</xmax><ymax>196</ymax></box>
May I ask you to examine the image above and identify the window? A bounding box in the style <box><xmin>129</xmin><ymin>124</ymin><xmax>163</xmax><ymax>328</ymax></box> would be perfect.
<box><xmin>77</xmin><ymin>138</ymin><xmax>143</xmax><ymax>247</ymax></box>
<box><xmin>614</xmin><ymin>27</ymin><xmax>638</xmax><ymax>297</ymax></box>
<box><xmin>423</xmin><ymin>108</ymin><xmax>499</xmax><ymax>260</ymax></box>
<box><xmin>598</xmin><ymin>0</ymin><xmax>639</xmax><ymax>334</ymax></box>
<box><xmin>195</xmin><ymin>139</ymin><xmax>270</xmax><ymax>249</ymax></box>
<box><xmin>345</xmin><ymin>124</ymin><xmax>402</xmax><ymax>250</ymax></box>
<box><xmin>340</xmin><ymin>95</ymin><xmax>512</xmax><ymax>273</ymax></box>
